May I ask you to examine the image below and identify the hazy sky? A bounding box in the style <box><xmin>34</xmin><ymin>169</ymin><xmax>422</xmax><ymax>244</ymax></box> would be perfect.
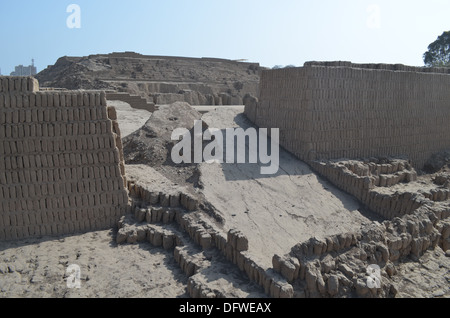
<box><xmin>0</xmin><ymin>0</ymin><xmax>449</xmax><ymax>74</ymax></box>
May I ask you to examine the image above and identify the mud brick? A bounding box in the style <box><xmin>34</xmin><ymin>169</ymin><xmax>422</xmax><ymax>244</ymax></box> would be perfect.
<box><xmin>96</xmin><ymin>106</ymin><xmax>106</xmax><ymax>120</ymax></box>
<box><xmin>89</xmin><ymin>122</ymin><xmax>96</xmax><ymax>135</ymax></box>
<box><xmin>80</xmin><ymin>219</ymin><xmax>89</xmax><ymax>231</ymax></box>
<box><xmin>51</xmin><ymin>93</ymin><xmax>59</xmax><ymax>107</ymax></box>
<box><xmin>51</xmin><ymin>224</ymin><xmax>58</xmax><ymax>236</ymax></box>
<box><xmin>35</xmin><ymin>92</ymin><xmax>42</xmax><ymax>107</ymax></box>
<box><xmin>95</xmin><ymin>93</ymin><xmax>101</xmax><ymax>106</ymax></box>
<box><xmin>14</xmin><ymin>78</ymin><xmax>22</xmax><ymax>91</ymax></box>
<box><xmin>97</xmin><ymin>136</ymin><xmax>105</xmax><ymax>150</ymax></box>
<box><xmin>47</xmin><ymin>93</ymin><xmax>54</xmax><ymax>107</ymax></box>
<box><xmin>15</xmin><ymin>213</ymin><xmax>24</xmax><ymax>227</ymax></box>
<box><xmin>29</xmin><ymin>108</ymin><xmax>38</xmax><ymax>123</ymax></box>
<box><xmin>1</xmin><ymin>77</ymin><xmax>8</xmax><ymax>92</ymax></box>
<box><xmin>9</xmin><ymin>227</ymin><xmax>18</xmax><ymax>240</ymax></box>
<box><xmin>77</xmin><ymin>92</ymin><xmax>84</xmax><ymax>106</ymax></box>
<box><xmin>28</xmin><ymin>77</ymin><xmax>38</xmax><ymax>92</ymax></box>
<box><xmin>5</xmin><ymin>125</ymin><xmax>11</xmax><ymax>138</ymax></box>
<box><xmin>20</xmin><ymin>77</ymin><xmax>28</xmax><ymax>92</ymax></box>
<box><xmin>18</xmin><ymin>109</ymin><xmax>26</xmax><ymax>123</ymax></box>
<box><xmin>43</xmin><ymin>108</ymin><xmax>51</xmax><ymax>122</ymax></box>
<box><xmin>8</xmin><ymin>78</ymin><xmax>15</xmax><ymax>92</ymax></box>
<box><xmin>83</xmin><ymin>93</ymin><xmax>89</xmax><ymax>106</ymax></box>
<box><xmin>57</xmin><ymin>224</ymin><xmax>64</xmax><ymax>236</ymax></box>
<box><xmin>12</xmin><ymin>109</ymin><xmax>19</xmax><ymax>123</ymax></box>
<box><xmin>107</xmin><ymin>106</ymin><xmax>117</xmax><ymax>120</ymax></box>
<box><xmin>99</xmin><ymin>121</ymin><xmax>107</xmax><ymax>134</ymax></box>
<box><xmin>88</xmin><ymin>208</ymin><xmax>96</xmax><ymax>220</ymax></box>
<box><xmin>72</xmin><ymin>94</ymin><xmax>78</xmax><ymax>107</ymax></box>
<box><xmin>16</xmin><ymin>94</ymin><xmax>23</xmax><ymax>107</ymax></box>
<box><xmin>57</xmin><ymin>93</ymin><xmax>65</xmax><ymax>107</ymax></box>
<box><xmin>29</xmin><ymin>93</ymin><xmax>36</xmax><ymax>107</ymax></box>
<box><xmin>87</xmin><ymin>92</ymin><xmax>96</xmax><ymax>107</ymax></box>
<box><xmin>88</xmin><ymin>194</ymin><xmax>98</xmax><ymax>206</ymax></box>
<box><xmin>9</xmin><ymin>94</ymin><xmax>17</xmax><ymax>108</ymax></box>
<box><xmin>100</xmin><ymin>91</ymin><xmax>107</xmax><ymax>106</ymax></box>
<box><xmin>86</xmin><ymin>137</ymin><xmax>94</xmax><ymax>151</ymax></box>
<box><xmin>4</xmin><ymin>94</ymin><xmax>11</xmax><ymax>108</ymax></box>
<box><xmin>40</xmin><ymin>93</ymin><xmax>49</xmax><ymax>107</ymax></box>
<box><xmin>65</xmin><ymin>94</ymin><xmax>72</xmax><ymax>107</ymax></box>
<box><xmin>81</xmin><ymin>193</ymin><xmax>89</xmax><ymax>207</ymax></box>
<box><xmin>73</xmin><ymin>220</ymin><xmax>81</xmax><ymax>233</ymax></box>
<box><xmin>2</xmin><ymin>214</ymin><xmax>10</xmax><ymax>227</ymax></box>
<box><xmin>49</xmin><ymin>108</ymin><xmax>56</xmax><ymax>122</ymax></box>
<box><xmin>4</xmin><ymin>109</ymin><xmax>12</xmax><ymax>125</ymax></box>
<box><xmin>106</xmin><ymin>120</ymin><xmax>113</xmax><ymax>134</ymax></box>
<box><xmin>42</xmin><ymin>224</ymin><xmax>51</xmax><ymax>236</ymax></box>
<box><xmin>27</xmin><ymin>212</ymin><xmax>36</xmax><ymax>227</ymax></box>
<box><xmin>80</xmin><ymin>135</ymin><xmax>88</xmax><ymax>149</ymax></box>
<box><xmin>106</xmin><ymin>178</ymin><xmax>114</xmax><ymax>192</ymax></box>
<box><xmin>22</xmin><ymin>94</ymin><xmax>30</xmax><ymax>107</ymax></box>
<box><xmin>54</xmin><ymin>108</ymin><xmax>62</xmax><ymax>121</ymax></box>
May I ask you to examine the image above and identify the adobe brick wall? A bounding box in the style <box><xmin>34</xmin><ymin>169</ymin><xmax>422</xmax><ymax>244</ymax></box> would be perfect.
<box><xmin>247</xmin><ymin>63</ymin><xmax>450</xmax><ymax>169</ymax></box>
<box><xmin>0</xmin><ymin>76</ymin><xmax>129</xmax><ymax>240</ymax></box>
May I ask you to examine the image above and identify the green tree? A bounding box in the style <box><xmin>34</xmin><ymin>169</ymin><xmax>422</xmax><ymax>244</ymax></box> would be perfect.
<box><xmin>423</xmin><ymin>31</ymin><xmax>450</xmax><ymax>67</ymax></box>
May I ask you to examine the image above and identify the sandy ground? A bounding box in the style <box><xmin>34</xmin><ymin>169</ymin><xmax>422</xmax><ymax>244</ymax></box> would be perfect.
<box><xmin>199</xmin><ymin>108</ymin><xmax>379</xmax><ymax>268</ymax></box>
<box><xmin>393</xmin><ymin>248</ymin><xmax>450</xmax><ymax>298</ymax></box>
<box><xmin>0</xmin><ymin>230</ymin><xmax>188</xmax><ymax>298</ymax></box>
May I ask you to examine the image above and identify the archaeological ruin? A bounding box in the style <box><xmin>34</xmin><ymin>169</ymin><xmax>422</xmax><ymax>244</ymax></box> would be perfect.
<box><xmin>1</xmin><ymin>60</ymin><xmax>449</xmax><ymax>298</ymax></box>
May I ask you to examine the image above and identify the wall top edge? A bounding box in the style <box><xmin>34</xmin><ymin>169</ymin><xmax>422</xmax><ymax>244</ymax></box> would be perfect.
<box><xmin>263</xmin><ymin>61</ymin><xmax>450</xmax><ymax>76</ymax></box>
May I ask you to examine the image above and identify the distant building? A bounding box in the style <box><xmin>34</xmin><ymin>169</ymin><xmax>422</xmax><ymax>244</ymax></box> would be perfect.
<box><xmin>10</xmin><ymin>59</ymin><xmax>37</xmax><ymax>76</ymax></box>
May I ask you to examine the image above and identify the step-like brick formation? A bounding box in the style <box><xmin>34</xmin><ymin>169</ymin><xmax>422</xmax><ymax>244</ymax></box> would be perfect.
<box><xmin>106</xmin><ymin>91</ymin><xmax>156</xmax><ymax>112</ymax></box>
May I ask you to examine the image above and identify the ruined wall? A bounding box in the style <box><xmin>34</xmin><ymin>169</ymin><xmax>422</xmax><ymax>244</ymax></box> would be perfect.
<box><xmin>247</xmin><ymin>63</ymin><xmax>450</xmax><ymax>169</ymax></box>
<box><xmin>105</xmin><ymin>91</ymin><xmax>156</xmax><ymax>112</ymax></box>
<box><xmin>0</xmin><ymin>76</ymin><xmax>129</xmax><ymax>240</ymax></box>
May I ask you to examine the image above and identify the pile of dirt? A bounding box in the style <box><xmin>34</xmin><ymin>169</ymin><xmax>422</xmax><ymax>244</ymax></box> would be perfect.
<box><xmin>122</xmin><ymin>102</ymin><xmax>205</xmax><ymax>191</ymax></box>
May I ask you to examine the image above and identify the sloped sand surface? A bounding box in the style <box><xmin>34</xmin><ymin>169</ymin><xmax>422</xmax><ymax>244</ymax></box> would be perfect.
<box><xmin>199</xmin><ymin>108</ymin><xmax>377</xmax><ymax>268</ymax></box>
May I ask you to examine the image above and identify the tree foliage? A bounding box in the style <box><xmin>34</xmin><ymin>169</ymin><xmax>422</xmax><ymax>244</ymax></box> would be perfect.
<box><xmin>423</xmin><ymin>31</ymin><xmax>450</xmax><ymax>67</ymax></box>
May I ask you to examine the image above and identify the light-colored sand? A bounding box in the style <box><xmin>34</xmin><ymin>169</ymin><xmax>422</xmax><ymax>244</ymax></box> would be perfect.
<box><xmin>0</xmin><ymin>230</ymin><xmax>188</xmax><ymax>298</ymax></box>
<box><xmin>107</xmin><ymin>100</ymin><xmax>152</xmax><ymax>138</ymax></box>
<box><xmin>393</xmin><ymin>248</ymin><xmax>450</xmax><ymax>298</ymax></box>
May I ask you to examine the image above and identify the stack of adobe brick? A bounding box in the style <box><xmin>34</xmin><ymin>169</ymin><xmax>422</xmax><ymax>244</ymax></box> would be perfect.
<box><xmin>0</xmin><ymin>77</ymin><xmax>129</xmax><ymax>240</ymax></box>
